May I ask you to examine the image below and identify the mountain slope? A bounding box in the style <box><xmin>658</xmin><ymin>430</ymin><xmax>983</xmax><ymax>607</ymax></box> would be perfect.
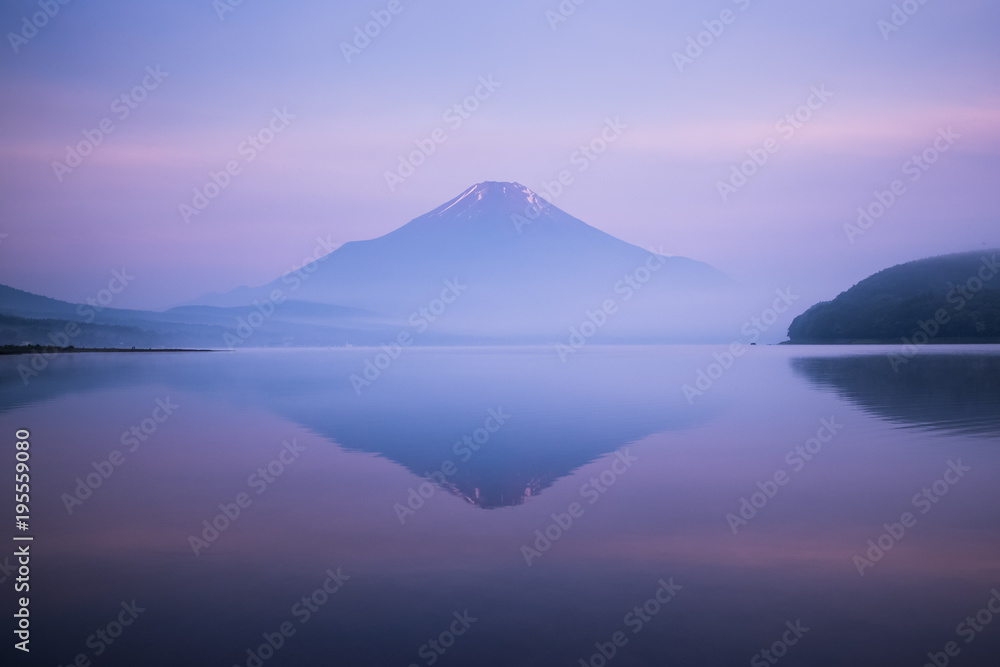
<box><xmin>0</xmin><ymin>285</ymin><xmax>401</xmax><ymax>348</ymax></box>
<box><xmin>0</xmin><ymin>284</ymin><xmax>84</xmax><ymax>320</ymax></box>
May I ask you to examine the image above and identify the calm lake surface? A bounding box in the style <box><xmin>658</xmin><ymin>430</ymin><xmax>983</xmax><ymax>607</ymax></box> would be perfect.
<box><xmin>1</xmin><ymin>346</ymin><xmax>998</xmax><ymax>667</ymax></box>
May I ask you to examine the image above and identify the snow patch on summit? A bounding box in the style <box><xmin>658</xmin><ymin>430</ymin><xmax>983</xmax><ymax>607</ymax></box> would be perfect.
<box><xmin>428</xmin><ymin>181</ymin><xmax>556</xmax><ymax>223</ymax></box>
<box><xmin>436</xmin><ymin>185</ymin><xmax>478</xmax><ymax>216</ymax></box>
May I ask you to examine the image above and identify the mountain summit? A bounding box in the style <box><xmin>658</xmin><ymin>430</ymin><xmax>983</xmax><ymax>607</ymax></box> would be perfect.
<box><xmin>421</xmin><ymin>181</ymin><xmax>551</xmax><ymax>222</ymax></box>
<box><xmin>192</xmin><ymin>182</ymin><xmax>735</xmax><ymax>342</ymax></box>
<box><xmin>377</xmin><ymin>180</ymin><xmax>649</xmax><ymax>244</ymax></box>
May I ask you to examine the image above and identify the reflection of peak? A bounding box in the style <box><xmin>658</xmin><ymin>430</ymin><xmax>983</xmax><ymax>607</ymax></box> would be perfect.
<box><xmin>0</xmin><ymin>349</ymin><xmax>722</xmax><ymax>509</ymax></box>
<box><xmin>445</xmin><ymin>474</ymin><xmax>549</xmax><ymax>510</ymax></box>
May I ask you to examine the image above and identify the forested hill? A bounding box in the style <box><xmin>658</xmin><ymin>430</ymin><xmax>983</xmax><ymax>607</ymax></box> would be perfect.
<box><xmin>787</xmin><ymin>251</ymin><xmax>1000</xmax><ymax>343</ymax></box>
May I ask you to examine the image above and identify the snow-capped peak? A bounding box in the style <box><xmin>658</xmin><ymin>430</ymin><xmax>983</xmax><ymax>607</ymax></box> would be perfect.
<box><xmin>431</xmin><ymin>181</ymin><xmax>550</xmax><ymax>220</ymax></box>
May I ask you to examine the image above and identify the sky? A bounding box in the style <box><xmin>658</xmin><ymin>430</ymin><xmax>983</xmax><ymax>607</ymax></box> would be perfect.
<box><xmin>0</xmin><ymin>0</ymin><xmax>998</xmax><ymax>311</ymax></box>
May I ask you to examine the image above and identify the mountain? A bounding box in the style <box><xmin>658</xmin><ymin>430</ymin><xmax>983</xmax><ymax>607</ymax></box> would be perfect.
<box><xmin>787</xmin><ymin>250</ymin><xmax>1000</xmax><ymax>343</ymax></box>
<box><xmin>0</xmin><ymin>284</ymin><xmax>86</xmax><ymax>320</ymax></box>
<box><xmin>192</xmin><ymin>181</ymin><xmax>735</xmax><ymax>342</ymax></box>
<box><xmin>1</xmin><ymin>182</ymin><xmax>738</xmax><ymax>347</ymax></box>
<box><xmin>0</xmin><ymin>284</ymin><xmax>399</xmax><ymax>349</ymax></box>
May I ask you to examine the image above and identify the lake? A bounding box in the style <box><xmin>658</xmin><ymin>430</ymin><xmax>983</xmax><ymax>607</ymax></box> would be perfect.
<box><xmin>2</xmin><ymin>345</ymin><xmax>998</xmax><ymax>667</ymax></box>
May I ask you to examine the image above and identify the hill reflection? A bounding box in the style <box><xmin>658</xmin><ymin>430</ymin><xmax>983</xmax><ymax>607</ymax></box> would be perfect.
<box><xmin>791</xmin><ymin>352</ymin><xmax>1000</xmax><ymax>437</ymax></box>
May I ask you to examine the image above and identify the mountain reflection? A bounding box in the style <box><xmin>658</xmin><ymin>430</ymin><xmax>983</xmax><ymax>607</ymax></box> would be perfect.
<box><xmin>791</xmin><ymin>352</ymin><xmax>1000</xmax><ymax>437</ymax></box>
<box><xmin>0</xmin><ymin>348</ymin><xmax>721</xmax><ymax>508</ymax></box>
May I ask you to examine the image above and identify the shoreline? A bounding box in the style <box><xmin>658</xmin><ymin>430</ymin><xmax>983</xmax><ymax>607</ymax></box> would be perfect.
<box><xmin>780</xmin><ymin>338</ymin><xmax>1000</xmax><ymax>345</ymax></box>
<box><xmin>0</xmin><ymin>345</ymin><xmax>217</xmax><ymax>356</ymax></box>
<box><xmin>3</xmin><ymin>342</ymin><xmax>999</xmax><ymax>356</ymax></box>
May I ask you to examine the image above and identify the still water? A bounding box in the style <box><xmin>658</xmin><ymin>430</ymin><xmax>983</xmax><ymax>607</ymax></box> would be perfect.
<box><xmin>1</xmin><ymin>346</ymin><xmax>998</xmax><ymax>667</ymax></box>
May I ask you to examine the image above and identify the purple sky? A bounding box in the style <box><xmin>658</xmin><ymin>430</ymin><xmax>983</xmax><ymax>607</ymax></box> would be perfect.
<box><xmin>1</xmin><ymin>0</ymin><xmax>998</xmax><ymax>310</ymax></box>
